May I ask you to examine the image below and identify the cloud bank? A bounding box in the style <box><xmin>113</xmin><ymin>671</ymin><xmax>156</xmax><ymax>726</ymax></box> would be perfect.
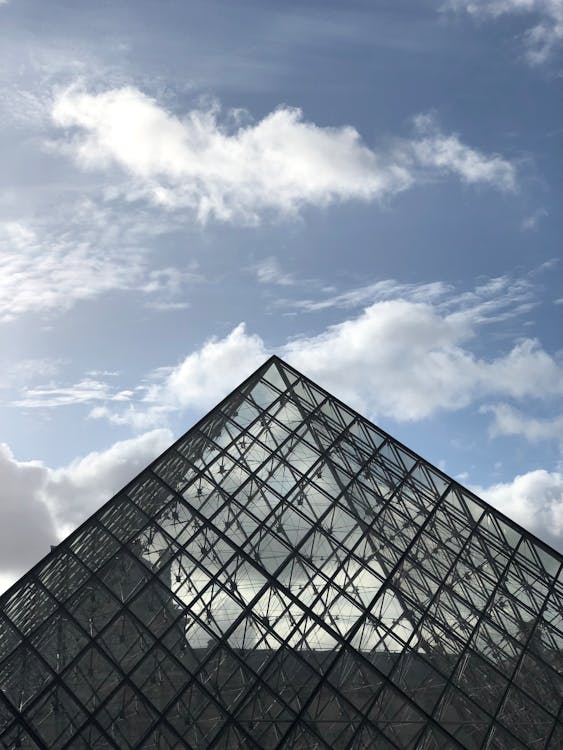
<box><xmin>0</xmin><ymin>429</ymin><xmax>172</xmax><ymax>590</ymax></box>
<box><xmin>51</xmin><ymin>85</ymin><xmax>516</xmax><ymax>224</ymax></box>
<box><xmin>79</xmin><ymin>277</ymin><xmax>561</xmax><ymax>427</ymax></box>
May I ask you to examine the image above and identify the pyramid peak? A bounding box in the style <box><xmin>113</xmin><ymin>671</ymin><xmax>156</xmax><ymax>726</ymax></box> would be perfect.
<box><xmin>0</xmin><ymin>361</ymin><xmax>560</xmax><ymax>748</ymax></box>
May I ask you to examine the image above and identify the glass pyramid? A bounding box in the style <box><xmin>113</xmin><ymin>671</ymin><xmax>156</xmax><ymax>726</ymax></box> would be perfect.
<box><xmin>0</xmin><ymin>356</ymin><xmax>561</xmax><ymax>749</ymax></box>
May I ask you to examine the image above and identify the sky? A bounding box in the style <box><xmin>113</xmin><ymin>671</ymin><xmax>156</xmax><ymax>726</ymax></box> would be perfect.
<box><xmin>0</xmin><ymin>0</ymin><xmax>562</xmax><ymax>591</ymax></box>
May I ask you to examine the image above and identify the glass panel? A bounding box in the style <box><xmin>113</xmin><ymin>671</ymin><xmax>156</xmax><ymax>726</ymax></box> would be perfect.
<box><xmin>37</xmin><ymin>552</ymin><xmax>91</xmax><ymax>604</ymax></box>
<box><xmin>0</xmin><ymin>644</ymin><xmax>51</xmax><ymax>711</ymax></box>
<box><xmin>435</xmin><ymin>684</ymin><xmax>491</xmax><ymax>750</ymax></box>
<box><xmin>3</xmin><ymin>581</ymin><xmax>57</xmax><ymax>638</ymax></box>
<box><xmin>366</xmin><ymin>683</ymin><xmax>426</xmax><ymax>749</ymax></box>
<box><xmin>93</xmin><ymin>684</ymin><xmax>157</xmax><ymax>747</ymax></box>
<box><xmin>30</xmin><ymin>614</ymin><xmax>88</xmax><ymax>674</ymax></box>
<box><xmin>165</xmin><ymin>680</ymin><xmax>226</xmax><ymax>747</ymax></box>
<box><xmin>24</xmin><ymin>683</ymin><xmax>86</xmax><ymax>749</ymax></box>
<box><xmin>0</xmin><ymin>723</ymin><xmax>43</xmax><ymax>749</ymax></box>
<box><xmin>498</xmin><ymin>684</ymin><xmax>555</xmax><ymax>747</ymax></box>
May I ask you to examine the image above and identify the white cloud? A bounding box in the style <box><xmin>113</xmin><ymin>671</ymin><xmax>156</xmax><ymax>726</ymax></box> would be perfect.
<box><xmin>410</xmin><ymin>114</ymin><xmax>516</xmax><ymax>190</ymax></box>
<box><xmin>45</xmin><ymin>428</ymin><xmax>173</xmax><ymax>535</ymax></box>
<box><xmin>151</xmin><ymin>323</ymin><xmax>267</xmax><ymax>407</ymax></box>
<box><xmin>87</xmin><ymin>323</ymin><xmax>269</xmax><ymax>429</ymax></box>
<box><xmin>131</xmin><ymin>323</ymin><xmax>267</xmax><ymax>424</ymax></box>
<box><xmin>522</xmin><ymin>207</ymin><xmax>548</xmax><ymax>230</ymax></box>
<box><xmin>87</xmin><ymin>274</ymin><xmax>562</xmax><ymax>428</ymax></box>
<box><xmin>448</xmin><ymin>0</ymin><xmax>563</xmax><ymax>64</ymax></box>
<box><xmin>278</xmin><ymin>270</ymin><xmax>535</xmax><ymax>320</ymax></box>
<box><xmin>0</xmin><ymin>429</ymin><xmax>173</xmax><ymax>590</ymax></box>
<box><xmin>0</xmin><ymin>207</ymin><xmax>197</xmax><ymax>322</ymax></box>
<box><xmin>483</xmin><ymin>403</ymin><xmax>563</xmax><ymax>450</ymax></box>
<box><xmin>0</xmin><ymin>358</ymin><xmax>62</xmax><ymax>390</ymax></box>
<box><xmin>254</xmin><ymin>257</ymin><xmax>297</xmax><ymax>286</ymax></box>
<box><xmin>474</xmin><ymin>470</ymin><xmax>563</xmax><ymax>550</ymax></box>
<box><xmin>13</xmin><ymin>379</ymin><xmax>133</xmax><ymax>409</ymax></box>
<box><xmin>1</xmin><ymin>423</ymin><xmax>561</xmax><ymax>598</ymax></box>
<box><xmin>0</xmin><ymin>220</ymin><xmax>142</xmax><ymax>322</ymax></box>
<box><xmin>287</xmin><ymin>279</ymin><xmax>451</xmax><ymax>312</ymax></box>
<box><xmin>0</xmin><ymin>444</ymin><xmax>57</xmax><ymax>578</ymax></box>
<box><xmin>283</xmin><ymin>304</ymin><xmax>562</xmax><ymax>420</ymax></box>
<box><xmin>51</xmin><ymin>85</ymin><xmax>517</xmax><ymax>225</ymax></box>
<box><xmin>0</xmin><ymin>432</ymin><xmax>560</xmax><ymax>602</ymax></box>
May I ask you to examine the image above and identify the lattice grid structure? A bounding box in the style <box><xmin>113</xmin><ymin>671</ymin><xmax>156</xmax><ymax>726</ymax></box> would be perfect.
<box><xmin>0</xmin><ymin>356</ymin><xmax>561</xmax><ymax>749</ymax></box>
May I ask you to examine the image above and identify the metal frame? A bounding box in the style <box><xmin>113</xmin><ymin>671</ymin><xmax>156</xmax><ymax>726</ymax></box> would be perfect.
<box><xmin>0</xmin><ymin>356</ymin><xmax>560</xmax><ymax>749</ymax></box>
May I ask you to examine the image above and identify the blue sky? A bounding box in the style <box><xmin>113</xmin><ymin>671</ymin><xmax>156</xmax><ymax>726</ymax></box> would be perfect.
<box><xmin>0</xmin><ymin>0</ymin><xmax>562</xmax><ymax>588</ymax></box>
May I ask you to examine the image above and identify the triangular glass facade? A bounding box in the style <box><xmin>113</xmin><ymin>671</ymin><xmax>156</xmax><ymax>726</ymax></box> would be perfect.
<box><xmin>0</xmin><ymin>356</ymin><xmax>561</xmax><ymax>749</ymax></box>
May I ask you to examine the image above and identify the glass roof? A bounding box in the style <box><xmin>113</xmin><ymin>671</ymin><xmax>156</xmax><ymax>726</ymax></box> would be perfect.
<box><xmin>0</xmin><ymin>356</ymin><xmax>560</xmax><ymax>748</ymax></box>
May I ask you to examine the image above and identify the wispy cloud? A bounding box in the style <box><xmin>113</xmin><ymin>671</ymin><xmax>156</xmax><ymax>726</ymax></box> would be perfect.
<box><xmin>279</xmin><ymin>269</ymin><xmax>534</xmax><ymax>319</ymax></box>
<box><xmin>253</xmin><ymin>256</ymin><xmax>297</xmax><ymax>286</ymax></box>
<box><xmin>50</xmin><ymin>85</ymin><xmax>517</xmax><ymax>225</ymax></box>
<box><xmin>522</xmin><ymin>207</ymin><xmax>548</xmax><ymax>230</ymax></box>
<box><xmin>0</xmin><ymin>358</ymin><xmax>63</xmax><ymax>390</ymax></box>
<box><xmin>13</xmin><ymin>379</ymin><xmax>134</xmax><ymax>409</ymax></box>
<box><xmin>14</xmin><ymin>268</ymin><xmax>559</xmax><ymax>438</ymax></box>
<box><xmin>447</xmin><ymin>0</ymin><xmax>563</xmax><ymax>64</ymax></box>
<box><xmin>286</xmin><ymin>280</ymin><xmax>451</xmax><ymax>312</ymax></box>
<box><xmin>0</xmin><ymin>204</ymin><xmax>198</xmax><ymax>322</ymax></box>
<box><xmin>0</xmin><ymin>219</ymin><xmax>144</xmax><ymax>322</ymax></box>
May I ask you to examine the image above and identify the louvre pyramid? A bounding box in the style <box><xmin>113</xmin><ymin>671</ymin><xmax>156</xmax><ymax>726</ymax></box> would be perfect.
<box><xmin>0</xmin><ymin>356</ymin><xmax>561</xmax><ymax>750</ymax></box>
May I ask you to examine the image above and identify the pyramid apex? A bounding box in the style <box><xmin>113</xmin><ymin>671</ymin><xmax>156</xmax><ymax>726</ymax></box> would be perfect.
<box><xmin>0</xmin><ymin>358</ymin><xmax>560</xmax><ymax>748</ymax></box>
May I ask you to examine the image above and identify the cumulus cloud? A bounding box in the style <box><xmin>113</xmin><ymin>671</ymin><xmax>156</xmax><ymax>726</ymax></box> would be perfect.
<box><xmin>79</xmin><ymin>274</ymin><xmax>563</xmax><ymax>429</ymax></box>
<box><xmin>448</xmin><ymin>0</ymin><xmax>563</xmax><ymax>64</ymax></box>
<box><xmin>284</xmin><ymin>304</ymin><xmax>562</xmax><ymax>419</ymax></box>
<box><xmin>0</xmin><ymin>429</ymin><xmax>173</xmax><ymax>590</ymax></box>
<box><xmin>90</xmin><ymin>323</ymin><xmax>269</xmax><ymax>428</ymax></box>
<box><xmin>475</xmin><ymin>470</ymin><xmax>563</xmax><ymax>550</ymax></box>
<box><xmin>45</xmin><ymin>428</ymin><xmax>173</xmax><ymax>535</ymax></box>
<box><xmin>51</xmin><ymin>85</ymin><xmax>516</xmax><ymax>224</ymax></box>
<box><xmin>0</xmin><ymin>444</ymin><xmax>58</xmax><ymax>578</ymax></box>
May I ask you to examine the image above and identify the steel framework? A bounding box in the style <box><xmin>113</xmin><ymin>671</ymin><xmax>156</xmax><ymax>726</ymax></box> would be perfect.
<box><xmin>0</xmin><ymin>356</ymin><xmax>560</xmax><ymax>749</ymax></box>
